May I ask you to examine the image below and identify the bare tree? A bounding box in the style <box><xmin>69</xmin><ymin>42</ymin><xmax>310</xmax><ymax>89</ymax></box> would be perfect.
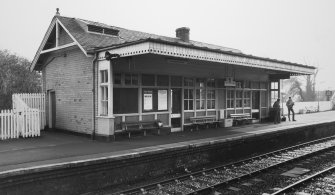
<box><xmin>302</xmin><ymin>68</ymin><xmax>318</xmax><ymax>101</ymax></box>
<box><xmin>0</xmin><ymin>50</ymin><xmax>41</xmax><ymax>109</ymax></box>
<box><xmin>284</xmin><ymin>68</ymin><xmax>318</xmax><ymax>102</ymax></box>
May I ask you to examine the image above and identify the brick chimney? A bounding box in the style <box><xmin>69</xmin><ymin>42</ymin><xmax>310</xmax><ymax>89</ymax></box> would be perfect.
<box><xmin>176</xmin><ymin>27</ymin><xmax>190</xmax><ymax>42</ymax></box>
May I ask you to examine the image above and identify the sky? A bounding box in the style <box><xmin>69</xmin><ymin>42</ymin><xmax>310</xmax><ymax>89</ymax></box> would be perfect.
<box><xmin>1</xmin><ymin>0</ymin><xmax>334</xmax><ymax>90</ymax></box>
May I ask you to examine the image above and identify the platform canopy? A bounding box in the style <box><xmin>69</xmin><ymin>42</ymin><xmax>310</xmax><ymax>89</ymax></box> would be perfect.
<box><xmin>96</xmin><ymin>40</ymin><xmax>315</xmax><ymax>76</ymax></box>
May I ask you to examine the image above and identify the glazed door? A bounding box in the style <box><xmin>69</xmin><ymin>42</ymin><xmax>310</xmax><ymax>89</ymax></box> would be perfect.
<box><xmin>171</xmin><ymin>88</ymin><xmax>182</xmax><ymax>131</ymax></box>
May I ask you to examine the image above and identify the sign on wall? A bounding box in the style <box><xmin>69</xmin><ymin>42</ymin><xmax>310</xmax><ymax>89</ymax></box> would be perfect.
<box><xmin>158</xmin><ymin>90</ymin><xmax>167</xmax><ymax>110</ymax></box>
<box><xmin>143</xmin><ymin>90</ymin><xmax>153</xmax><ymax>111</ymax></box>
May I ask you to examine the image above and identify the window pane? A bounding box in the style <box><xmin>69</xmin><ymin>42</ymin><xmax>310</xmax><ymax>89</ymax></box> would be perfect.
<box><xmin>171</xmin><ymin>76</ymin><xmax>182</xmax><ymax>87</ymax></box>
<box><xmin>184</xmin><ymin>78</ymin><xmax>193</xmax><ymax>87</ymax></box>
<box><xmin>142</xmin><ymin>74</ymin><xmax>155</xmax><ymax>86</ymax></box>
<box><xmin>251</xmin><ymin>82</ymin><xmax>260</xmax><ymax>89</ymax></box>
<box><xmin>196</xmin><ymin>100</ymin><xmax>200</xmax><ymax>109</ymax></box>
<box><xmin>157</xmin><ymin>75</ymin><xmax>169</xmax><ymax>86</ymax></box>
<box><xmin>196</xmin><ymin>78</ymin><xmax>205</xmax><ymax>88</ymax></box>
<box><xmin>201</xmin><ymin>89</ymin><xmax>206</xmax><ymax>99</ymax></box>
<box><xmin>207</xmin><ymin>79</ymin><xmax>215</xmax><ymax>88</ymax></box>
<box><xmin>201</xmin><ymin>100</ymin><xmax>205</xmax><ymax>109</ymax></box>
<box><xmin>189</xmin><ymin>89</ymin><xmax>193</xmax><ymax>99</ymax></box>
<box><xmin>189</xmin><ymin>100</ymin><xmax>193</xmax><ymax>110</ymax></box>
<box><xmin>101</xmin><ymin>70</ymin><xmax>108</xmax><ymax>83</ymax></box>
<box><xmin>113</xmin><ymin>88</ymin><xmax>138</xmax><ymax>114</ymax></box>
<box><xmin>184</xmin><ymin>89</ymin><xmax>189</xmax><ymax>99</ymax></box>
<box><xmin>132</xmin><ymin>74</ymin><xmax>138</xmax><ymax>85</ymax></box>
<box><xmin>114</xmin><ymin>73</ymin><xmax>121</xmax><ymax>84</ymax></box>
<box><xmin>125</xmin><ymin>74</ymin><xmax>131</xmax><ymax>85</ymax></box>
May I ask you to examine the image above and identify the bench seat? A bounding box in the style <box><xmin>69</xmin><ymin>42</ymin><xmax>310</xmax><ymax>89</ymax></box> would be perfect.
<box><xmin>120</xmin><ymin>120</ymin><xmax>162</xmax><ymax>139</ymax></box>
<box><xmin>190</xmin><ymin>116</ymin><xmax>219</xmax><ymax>130</ymax></box>
<box><xmin>230</xmin><ymin>113</ymin><xmax>255</xmax><ymax>126</ymax></box>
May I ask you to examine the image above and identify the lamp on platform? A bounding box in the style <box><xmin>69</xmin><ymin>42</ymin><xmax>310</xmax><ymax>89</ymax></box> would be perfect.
<box><xmin>105</xmin><ymin>51</ymin><xmax>120</xmax><ymax>61</ymax></box>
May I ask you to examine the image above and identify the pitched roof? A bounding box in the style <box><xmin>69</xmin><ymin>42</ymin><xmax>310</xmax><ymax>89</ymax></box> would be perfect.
<box><xmin>56</xmin><ymin>16</ymin><xmax>242</xmax><ymax>54</ymax></box>
<box><xmin>31</xmin><ymin>15</ymin><xmax>315</xmax><ymax>74</ymax></box>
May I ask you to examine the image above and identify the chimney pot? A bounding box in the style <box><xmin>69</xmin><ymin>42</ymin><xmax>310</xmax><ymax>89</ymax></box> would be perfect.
<box><xmin>176</xmin><ymin>27</ymin><xmax>190</xmax><ymax>42</ymax></box>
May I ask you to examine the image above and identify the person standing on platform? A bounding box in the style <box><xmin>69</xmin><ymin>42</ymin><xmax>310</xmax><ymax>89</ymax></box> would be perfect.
<box><xmin>286</xmin><ymin>97</ymin><xmax>296</xmax><ymax>121</ymax></box>
<box><xmin>273</xmin><ymin>99</ymin><xmax>281</xmax><ymax>124</ymax></box>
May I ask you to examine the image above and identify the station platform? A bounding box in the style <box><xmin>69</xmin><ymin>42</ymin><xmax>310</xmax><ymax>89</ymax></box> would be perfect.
<box><xmin>1</xmin><ymin>111</ymin><xmax>335</xmax><ymax>174</ymax></box>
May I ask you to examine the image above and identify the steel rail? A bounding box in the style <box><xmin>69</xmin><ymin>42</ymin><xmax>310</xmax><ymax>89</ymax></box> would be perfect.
<box><xmin>270</xmin><ymin>164</ymin><xmax>335</xmax><ymax>195</ymax></box>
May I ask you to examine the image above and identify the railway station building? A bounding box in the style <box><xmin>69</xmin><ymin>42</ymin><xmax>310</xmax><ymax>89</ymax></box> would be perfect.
<box><xmin>31</xmin><ymin>12</ymin><xmax>316</xmax><ymax>139</ymax></box>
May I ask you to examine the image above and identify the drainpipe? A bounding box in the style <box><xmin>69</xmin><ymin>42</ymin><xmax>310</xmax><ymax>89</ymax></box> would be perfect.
<box><xmin>91</xmin><ymin>52</ymin><xmax>98</xmax><ymax>140</ymax></box>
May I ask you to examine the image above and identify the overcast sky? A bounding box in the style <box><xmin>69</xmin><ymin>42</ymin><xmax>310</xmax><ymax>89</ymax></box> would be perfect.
<box><xmin>1</xmin><ymin>0</ymin><xmax>334</xmax><ymax>90</ymax></box>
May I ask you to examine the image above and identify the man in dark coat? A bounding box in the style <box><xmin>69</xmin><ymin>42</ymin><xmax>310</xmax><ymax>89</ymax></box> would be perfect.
<box><xmin>286</xmin><ymin>97</ymin><xmax>296</xmax><ymax>121</ymax></box>
<box><xmin>273</xmin><ymin>99</ymin><xmax>281</xmax><ymax>124</ymax></box>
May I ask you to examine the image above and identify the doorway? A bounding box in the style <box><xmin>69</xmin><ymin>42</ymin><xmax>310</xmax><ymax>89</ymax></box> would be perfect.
<box><xmin>252</xmin><ymin>91</ymin><xmax>260</xmax><ymax>119</ymax></box>
<box><xmin>49</xmin><ymin>91</ymin><xmax>56</xmax><ymax>129</ymax></box>
<box><xmin>171</xmin><ymin>88</ymin><xmax>182</xmax><ymax>132</ymax></box>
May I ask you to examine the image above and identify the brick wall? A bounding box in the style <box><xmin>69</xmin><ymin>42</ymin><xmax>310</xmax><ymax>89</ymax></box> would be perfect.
<box><xmin>44</xmin><ymin>48</ymin><xmax>94</xmax><ymax>134</ymax></box>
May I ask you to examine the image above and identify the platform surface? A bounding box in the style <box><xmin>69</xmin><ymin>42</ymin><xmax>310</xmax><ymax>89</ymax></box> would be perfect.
<box><xmin>0</xmin><ymin>111</ymin><xmax>335</xmax><ymax>173</ymax></box>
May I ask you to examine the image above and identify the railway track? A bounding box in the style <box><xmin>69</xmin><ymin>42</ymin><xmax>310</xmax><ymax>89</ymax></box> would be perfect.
<box><xmin>115</xmin><ymin>136</ymin><xmax>335</xmax><ymax>195</ymax></box>
<box><xmin>271</xmin><ymin>164</ymin><xmax>335</xmax><ymax>195</ymax></box>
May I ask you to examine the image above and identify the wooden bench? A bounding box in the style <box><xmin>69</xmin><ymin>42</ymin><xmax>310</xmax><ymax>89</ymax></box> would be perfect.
<box><xmin>230</xmin><ymin>113</ymin><xmax>254</xmax><ymax>126</ymax></box>
<box><xmin>190</xmin><ymin>116</ymin><xmax>219</xmax><ymax>130</ymax></box>
<box><xmin>120</xmin><ymin>120</ymin><xmax>163</xmax><ymax>139</ymax></box>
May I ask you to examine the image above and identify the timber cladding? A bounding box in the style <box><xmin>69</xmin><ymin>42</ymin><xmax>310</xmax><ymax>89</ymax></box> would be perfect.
<box><xmin>44</xmin><ymin>48</ymin><xmax>94</xmax><ymax>134</ymax></box>
<box><xmin>0</xmin><ymin>121</ymin><xmax>335</xmax><ymax>195</ymax></box>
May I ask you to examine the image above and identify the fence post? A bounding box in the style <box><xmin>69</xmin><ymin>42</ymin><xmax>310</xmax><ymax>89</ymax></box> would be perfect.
<box><xmin>1</xmin><ymin>110</ymin><xmax>3</xmax><ymax>140</ymax></box>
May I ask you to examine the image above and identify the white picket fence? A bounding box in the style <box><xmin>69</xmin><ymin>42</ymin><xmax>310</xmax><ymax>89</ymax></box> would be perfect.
<box><xmin>13</xmin><ymin>93</ymin><xmax>46</xmax><ymax>129</ymax></box>
<box><xmin>0</xmin><ymin>93</ymin><xmax>45</xmax><ymax>140</ymax></box>
<box><xmin>0</xmin><ymin>108</ymin><xmax>40</xmax><ymax>140</ymax></box>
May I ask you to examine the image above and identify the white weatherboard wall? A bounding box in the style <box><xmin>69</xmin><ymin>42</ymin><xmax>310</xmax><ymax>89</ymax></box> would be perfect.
<box><xmin>282</xmin><ymin>101</ymin><xmax>334</xmax><ymax>115</ymax></box>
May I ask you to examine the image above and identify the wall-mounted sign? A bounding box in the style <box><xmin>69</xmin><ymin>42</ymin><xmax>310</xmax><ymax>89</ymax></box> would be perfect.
<box><xmin>158</xmin><ymin>90</ymin><xmax>167</xmax><ymax>110</ymax></box>
<box><xmin>143</xmin><ymin>90</ymin><xmax>153</xmax><ymax>111</ymax></box>
<box><xmin>224</xmin><ymin>77</ymin><xmax>236</xmax><ymax>87</ymax></box>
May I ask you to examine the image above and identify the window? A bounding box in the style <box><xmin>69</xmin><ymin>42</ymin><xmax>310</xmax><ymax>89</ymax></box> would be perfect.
<box><xmin>260</xmin><ymin>82</ymin><xmax>267</xmax><ymax>89</ymax></box>
<box><xmin>157</xmin><ymin>75</ymin><xmax>169</xmax><ymax>86</ymax></box>
<box><xmin>142</xmin><ymin>74</ymin><xmax>155</xmax><ymax>86</ymax></box>
<box><xmin>100</xmin><ymin>70</ymin><xmax>108</xmax><ymax>115</ymax></box>
<box><xmin>271</xmin><ymin>91</ymin><xmax>279</xmax><ymax>106</ymax></box>
<box><xmin>227</xmin><ymin>90</ymin><xmax>234</xmax><ymax>109</ymax></box>
<box><xmin>271</xmin><ymin>81</ymin><xmax>279</xmax><ymax>106</ymax></box>
<box><xmin>261</xmin><ymin>91</ymin><xmax>267</xmax><ymax>107</ymax></box>
<box><xmin>184</xmin><ymin>77</ymin><xmax>194</xmax><ymax>87</ymax></box>
<box><xmin>207</xmin><ymin>79</ymin><xmax>215</xmax><ymax>88</ymax></box>
<box><xmin>251</xmin><ymin>81</ymin><xmax>260</xmax><ymax>89</ymax></box>
<box><xmin>243</xmin><ymin>91</ymin><xmax>251</xmax><ymax>107</ymax></box>
<box><xmin>236</xmin><ymin>91</ymin><xmax>242</xmax><ymax>108</ymax></box>
<box><xmin>244</xmin><ymin>81</ymin><xmax>251</xmax><ymax>88</ymax></box>
<box><xmin>125</xmin><ymin>73</ymin><xmax>138</xmax><ymax>85</ymax></box>
<box><xmin>114</xmin><ymin>88</ymin><xmax>138</xmax><ymax>114</ymax></box>
<box><xmin>207</xmin><ymin>89</ymin><xmax>215</xmax><ymax>109</ymax></box>
<box><xmin>184</xmin><ymin>89</ymin><xmax>194</xmax><ymax>110</ymax></box>
<box><xmin>271</xmin><ymin>82</ymin><xmax>278</xmax><ymax>90</ymax></box>
<box><xmin>114</xmin><ymin>73</ymin><xmax>121</xmax><ymax>85</ymax></box>
<box><xmin>171</xmin><ymin>76</ymin><xmax>182</xmax><ymax>87</ymax></box>
<box><xmin>196</xmin><ymin>78</ymin><xmax>205</xmax><ymax>88</ymax></box>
